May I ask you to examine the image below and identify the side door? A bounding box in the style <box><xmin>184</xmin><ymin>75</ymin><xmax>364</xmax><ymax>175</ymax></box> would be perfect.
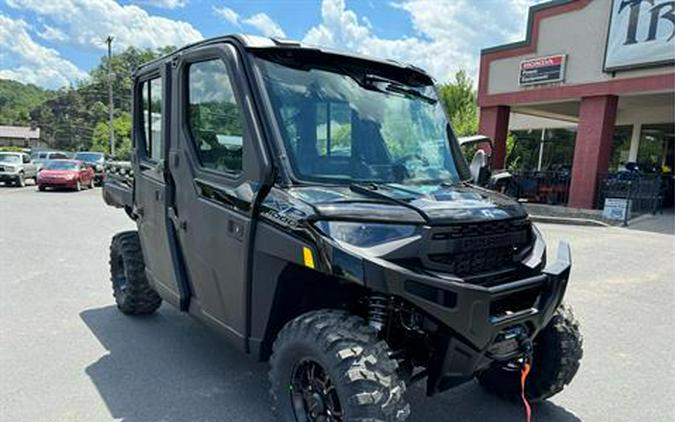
<box><xmin>22</xmin><ymin>154</ymin><xmax>36</xmax><ymax>177</ymax></box>
<box><xmin>132</xmin><ymin>66</ymin><xmax>187</xmax><ymax>307</ymax></box>
<box><xmin>171</xmin><ymin>44</ymin><xmax>270</xmax><ymax>347</ymax></box>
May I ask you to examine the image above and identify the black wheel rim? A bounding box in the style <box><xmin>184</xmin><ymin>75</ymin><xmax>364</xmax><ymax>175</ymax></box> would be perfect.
<box><xmin>290</xmin><ymin>359</ymin><xmax>342</xmax><ymax>422</ymax></box>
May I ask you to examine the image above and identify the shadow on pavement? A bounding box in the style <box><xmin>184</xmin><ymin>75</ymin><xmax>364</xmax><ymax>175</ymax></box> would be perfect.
<box><xmin>81</xmin><ymin>306</ymin><xmax>581</xmax><ymax>422</ymax></box>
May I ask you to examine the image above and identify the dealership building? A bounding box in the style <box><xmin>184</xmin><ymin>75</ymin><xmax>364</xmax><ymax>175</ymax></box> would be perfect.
<box><xmin>478</xmin><ymin>0</ymin><xmax>674</xmax><ymax>209</ymax></box>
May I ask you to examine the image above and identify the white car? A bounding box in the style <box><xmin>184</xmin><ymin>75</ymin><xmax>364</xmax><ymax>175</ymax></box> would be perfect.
<box><xmin>0</xmin><ymin>152</ymin><xmax>38</xmax><ymax>187</ymax></box>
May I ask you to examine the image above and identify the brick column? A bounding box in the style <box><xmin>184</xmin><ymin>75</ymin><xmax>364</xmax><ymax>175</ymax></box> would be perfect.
<box><xmin>568</xmin><ymin>95</ymin><xmax>618</xmax><ymax>209</ymax></box>
<box><xmin>479</xmin><ymin>105</ymin><xmax>510</xmax><ymax>169</ymax></box>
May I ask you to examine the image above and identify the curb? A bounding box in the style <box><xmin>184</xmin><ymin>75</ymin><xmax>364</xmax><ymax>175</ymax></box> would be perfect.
<box><xmin>530</xmin><ymin>215</ymin><xmax>610</xmax><ymax>227</ymax></box>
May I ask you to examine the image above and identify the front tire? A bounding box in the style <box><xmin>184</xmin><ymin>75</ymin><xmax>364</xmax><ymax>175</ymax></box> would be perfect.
<box><xmin>17</xmin><ymin>173</ymin><xmax>25</xmax><ymax>187</ymax></box>
<box><xmin>109</xmin><ymin>231</ymin><xmax>162</xmax><ymax>315</ymax></box>
<box><xmin>270</xmin><ymin>310</ymin><xmax>410</xmax><ymax>422</ymax></box>
<box><xmin>478</xmin><ymin>304</ymin><xmax>583</xmax><ymax>402</ymax></box>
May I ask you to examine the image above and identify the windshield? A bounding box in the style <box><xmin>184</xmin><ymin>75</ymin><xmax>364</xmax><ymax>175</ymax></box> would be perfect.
<box><xmin>255</xmin><ymin>56</ymin><xmax>470</xmax><ymax>185</ymax></box>
<box><xmin>74</xmin><ymin>152</ymin><xmax>104</xmax><ymax>162</ymax></box>
<box><xmin>0</xmin><ymin>153</ymin><xmax>21</xmax><ymax>163</ymax></box>
<box><xmin>44</xmin><ymin>161</ymin><xmax>78</xmax><ymax>170</ymax></box>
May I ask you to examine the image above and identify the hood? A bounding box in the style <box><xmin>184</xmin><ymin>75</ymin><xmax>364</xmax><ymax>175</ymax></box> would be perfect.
<box><xmin>40</xmin><ymin>169</ymin><xmax>78</xmax><ymax>176</ymax></box>
<box><xmin>287</xmin><ymin>182</ymin><xmax>527</xmax><ymax>224</ymax></box>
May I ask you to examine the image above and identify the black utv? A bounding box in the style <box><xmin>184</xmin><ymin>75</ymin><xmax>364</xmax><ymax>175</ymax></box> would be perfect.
<box><xmin>103</xmin><ymin>35</ymin><xmax>582</xmax><ymax>421</ymax></box>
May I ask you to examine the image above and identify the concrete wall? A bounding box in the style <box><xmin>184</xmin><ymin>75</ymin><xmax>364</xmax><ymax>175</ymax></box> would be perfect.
<box><xmin>487</xmin><ymin>0</ymin><xmax>672</xmax><ymax>96</ymax></box>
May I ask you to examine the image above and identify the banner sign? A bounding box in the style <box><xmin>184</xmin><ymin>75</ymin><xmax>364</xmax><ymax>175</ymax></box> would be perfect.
<box><xmin>605</xmin><ymin>0</ymin><xmax>675</xmax><ymax>71</ymax></box>
<box><xmin>603</xmin><ymin>198</ymin><xmax>632</xmax><ymax>222</ymax></box>
<box><xmin>519</xmin><ymin>54</ymin><xmax>566</xmax><ymax>86</ymax></box>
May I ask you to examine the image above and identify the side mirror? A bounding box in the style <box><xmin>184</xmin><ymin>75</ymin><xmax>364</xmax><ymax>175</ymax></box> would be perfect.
<box><xmin>469</xmin><ymin>150</ymin><xmax>491</xmax><ymax>186</ymax></box>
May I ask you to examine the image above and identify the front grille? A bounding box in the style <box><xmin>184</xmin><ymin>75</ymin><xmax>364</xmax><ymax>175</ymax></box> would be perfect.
<box><xmin>431</xmin><ymin>218</ymin><xmax>531</xmax><ymax>240</ymax></box>
<box><xmin>425</xmin><ymin>218</ymin><xmax>532</xmax><ymax>280</ymax></box>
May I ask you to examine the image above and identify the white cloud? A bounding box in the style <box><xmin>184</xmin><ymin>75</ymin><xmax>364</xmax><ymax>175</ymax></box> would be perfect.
<box><xmin>0</xmin><ymin>14</ymin><xmax>87</xmax><ymax>89</ymax></box>
<box><xmin>213</xmin><ymin>7</ymin><xmax>286</xmax><ymax>38</ymax></box>
<box><xmin>303</xmin><ymin>0</ymin><xmax>543</xmax><ymax>83</ymax></box>
<box><xmin>243</xmin><ymin>13</ymin><xmax>286</xmax><ymax>38</ymax></box>
<box><xmin>213</xmin><ymin>5</ymin><xmax>240</xmax><ymax>26</ymax></box>
<box><xmin>37</xmin><ymin>24</ymin><xmax>68</xmax><ymax>42</ymax></box>
<box><xmin>6</xmin><ymin>0</ymin><xmax>203</xmax><ymax>51</ymax></box>
<box><xmin>133</xmin><ymin>0</ymin><xmax>188</xmax><ymax>8</ymax></box>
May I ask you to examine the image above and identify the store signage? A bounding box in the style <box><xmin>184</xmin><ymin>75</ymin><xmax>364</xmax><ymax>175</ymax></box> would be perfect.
<box><xmin>519</xmin><ymin>54</ymin><xmax>566</xmax><ymax>86</ymax></box>
<box><xmin>605</xmin><ymin>0</ymin><xmax>675</xmax><ymax>71</ymax></box>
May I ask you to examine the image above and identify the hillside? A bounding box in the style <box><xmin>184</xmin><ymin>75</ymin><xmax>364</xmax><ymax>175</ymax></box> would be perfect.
<box><xmin>0</xmin><ymin>79</ymin><xmax>54</xmax><ymax>126</ymax></box>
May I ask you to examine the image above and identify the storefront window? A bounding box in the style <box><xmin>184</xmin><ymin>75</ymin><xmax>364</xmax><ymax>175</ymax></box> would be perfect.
<box><xmin>507</xmin><ymin>128</ymin><xmax>576</xmax><ymax>172</ymax></box>
<box><xmin>608</xmin><ymin>126</ymin><xmax>632</xmax><ymax>172</ymax></box>
<box><xmin>637</xmin><ymin>124</ymin><xmax>675</xmax><ymax>173</ymax></box>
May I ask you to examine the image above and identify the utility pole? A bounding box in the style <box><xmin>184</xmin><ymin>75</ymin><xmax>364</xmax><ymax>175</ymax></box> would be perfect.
<box><xmin>106</xmin><ymin>35</ymin><xmax>115</xmax><ymax>157</ymax></box>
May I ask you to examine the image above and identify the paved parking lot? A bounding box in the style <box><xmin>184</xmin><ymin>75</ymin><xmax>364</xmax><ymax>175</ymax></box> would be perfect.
<box><xmin>1</xmin><ymin>185</ymin><xmax>673</xmax><ymax>422</ymax></box>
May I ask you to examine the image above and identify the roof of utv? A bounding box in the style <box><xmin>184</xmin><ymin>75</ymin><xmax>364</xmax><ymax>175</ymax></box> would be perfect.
<box><xmin>136</xmin><ymin>34</ymin><xmax>434</xmax><ymax>84</ymax></box>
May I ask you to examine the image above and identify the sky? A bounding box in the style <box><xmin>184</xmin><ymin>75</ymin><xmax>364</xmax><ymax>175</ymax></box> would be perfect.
<box><xmin>0</xmin><ymin>0</ymin><xmax>547</xmax><ymax>90</ymax></box>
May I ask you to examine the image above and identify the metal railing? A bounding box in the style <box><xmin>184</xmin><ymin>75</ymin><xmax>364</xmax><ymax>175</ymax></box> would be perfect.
<box><xmin>596</xmin><ymin>173</ymin><xmax>666</xmax><ymax>215</ymax></box>
<box><xmin>505</xmin><ymin>170</ymin><xmax>572</xmax><ymax>206</ymax></box>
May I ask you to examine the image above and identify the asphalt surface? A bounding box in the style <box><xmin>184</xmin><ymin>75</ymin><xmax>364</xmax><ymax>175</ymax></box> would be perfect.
<box><xmin>1</xmin><ymin>184</ymin><xmax>673</xmax><ymax>422</ymax></box>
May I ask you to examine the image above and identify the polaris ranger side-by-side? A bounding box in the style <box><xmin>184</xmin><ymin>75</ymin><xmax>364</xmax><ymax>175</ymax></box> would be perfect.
<box><xmin>103</xmin><ymin>35</ymin><xmax>582</xmax><ymax>422</ymax></box>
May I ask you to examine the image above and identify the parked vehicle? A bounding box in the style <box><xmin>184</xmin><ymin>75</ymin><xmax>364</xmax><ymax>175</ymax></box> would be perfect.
<box><xmin>32</xmin><ymin>150</ymin><xmax>70</xmax><ymax>171</ymax></box>
<box><xmin>0</xmin><ymin>152</ymin><xmax>38</xmax><ymax>187</ymax></box>
<box><xmin>103</xmin><ymin>35</ymin><xmax>582</xmax><ymax>421</ymax></box>
<box><xmin>37</xmin><ymin>159</ymin><xmax>94</xmax><ymax>191</ymax></box>
<box><xmin>73</xmin><ymin>151</ymin><xmax>106</xmax><ymax>186</ymax></box>
<box><xmin>459</xmin><ymin>134</ymin><xmax>513</xmax><ymax>193</ymax></box>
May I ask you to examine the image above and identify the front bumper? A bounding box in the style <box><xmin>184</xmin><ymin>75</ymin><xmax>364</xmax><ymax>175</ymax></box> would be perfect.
<box><xmin>38</xmin><ymin>178</ymin><xmax>78</xmax><ymax>188</ymax></box>
<box><xmin>326</xmin><ymin>239</ymin><xmax>571</xmax><ymax>394</ymax></box>
<box><xmin>0</xmin><ymin>172</ymin><xmax>20</xmax><ymax>182</ymax></box>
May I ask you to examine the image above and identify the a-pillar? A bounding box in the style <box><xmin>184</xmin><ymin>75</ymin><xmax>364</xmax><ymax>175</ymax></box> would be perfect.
<box><xmin>479</xmin><ymin>105</ymin><xmax>510</xmax><ymax>169</ymax></box>
<box><xmin>568</xmin><ymin>95</ymin><xmax>618</xmax><ymax>209</ymax></box>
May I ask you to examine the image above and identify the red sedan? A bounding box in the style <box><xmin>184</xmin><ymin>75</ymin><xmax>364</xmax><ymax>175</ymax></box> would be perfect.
<box><xmin>37</xmin><ymin>160</ymin><xmax>95</xmax><ymax>191</ymax></box>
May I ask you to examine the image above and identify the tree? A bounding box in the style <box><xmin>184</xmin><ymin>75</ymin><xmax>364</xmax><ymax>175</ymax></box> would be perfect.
<box><xmin>91</xmin><ymin>112</ymin><xmax>132</xmax><ymax>159</ymax></box>
<box><xmin>0</xmin><ymin>79</ymin><xmax>53</xmax><ymax>126</ymax></box>
<box><xmin>437</xmin><ymin>70</ymin><xmax>478</xmax><ymax>137</ymax></box>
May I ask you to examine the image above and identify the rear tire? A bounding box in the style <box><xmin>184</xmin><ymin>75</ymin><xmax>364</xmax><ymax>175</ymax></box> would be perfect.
<box><xmin>477</xmin><ymin>304</ymin><xmax>583</xmax><ymax>402</ymax></box>
<box><xmin>269</xmin><ymin>310</ymin><xmax>410</xmax><ymax>422</ymax></box>
<box><xmin>109</xmin><ymin>231</ymin><xmax>161</xmax><ymax>315</ymax></box>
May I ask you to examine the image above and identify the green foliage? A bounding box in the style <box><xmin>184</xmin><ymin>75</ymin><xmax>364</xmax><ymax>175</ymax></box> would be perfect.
<box><xmin>437</xmin><ymin>70</ymin><xmax>478</xmax><ymax>137</ymax></box>
<box><xmin>91</xmin><ymin>112</ymin><xmax>132</xmax><ymax>159</ymax></box>
<box><xmin>0</xmin><ymin>146</ymin><xmax>25</xmax><ymax>152</ymax></box>
<box><xmin>0</xmin><ymin>79</ymin><xmax>53</xmax><ymax>125</ymax></box>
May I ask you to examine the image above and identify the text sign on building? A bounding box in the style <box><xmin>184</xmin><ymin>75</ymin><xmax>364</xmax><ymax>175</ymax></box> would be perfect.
<box><xmin>519</xmin><ymin>54</ymin><xmax>566</xmax><ymax>86</ymax></box>
<box><xmin>605</xmin><ymin>0</ymin><xmax>675</xmax><ymax>71</ymax></box>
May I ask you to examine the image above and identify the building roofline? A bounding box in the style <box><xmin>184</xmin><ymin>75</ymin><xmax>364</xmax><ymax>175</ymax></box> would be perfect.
<box><xmin>481</xmin><ymin>0</ymin><xmax>580</xmax><ymax>56</ymax></box>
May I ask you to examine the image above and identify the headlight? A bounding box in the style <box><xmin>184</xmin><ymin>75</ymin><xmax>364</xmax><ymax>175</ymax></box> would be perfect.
<box><xmin>3</xmin><ymin>165</ymin><xmax>16</xmax><ymax>172</ymax></box>
<box><xmin>314</xmin><ymin>221</ymin><xmax>418</xmax><ymax>248</ymax></box>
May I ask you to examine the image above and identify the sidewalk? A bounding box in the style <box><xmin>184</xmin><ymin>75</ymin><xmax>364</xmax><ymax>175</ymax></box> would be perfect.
<box><xmin>524</xmin><ymin>203</ymin><xmax>674</xmax><ymax>232</ymax></box>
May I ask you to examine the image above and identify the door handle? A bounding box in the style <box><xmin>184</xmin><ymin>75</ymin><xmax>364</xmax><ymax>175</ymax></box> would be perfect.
<box><xmin>168</xmin><ymin>207</ymin><xmax>187</xmax><ymax>231</ymax></box>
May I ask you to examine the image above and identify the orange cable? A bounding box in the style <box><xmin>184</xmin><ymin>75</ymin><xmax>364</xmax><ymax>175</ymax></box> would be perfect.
<box><xmin>520</xmin><ymin>362</ymin><xmax>532</xmax><ymax>422</ymax></box>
